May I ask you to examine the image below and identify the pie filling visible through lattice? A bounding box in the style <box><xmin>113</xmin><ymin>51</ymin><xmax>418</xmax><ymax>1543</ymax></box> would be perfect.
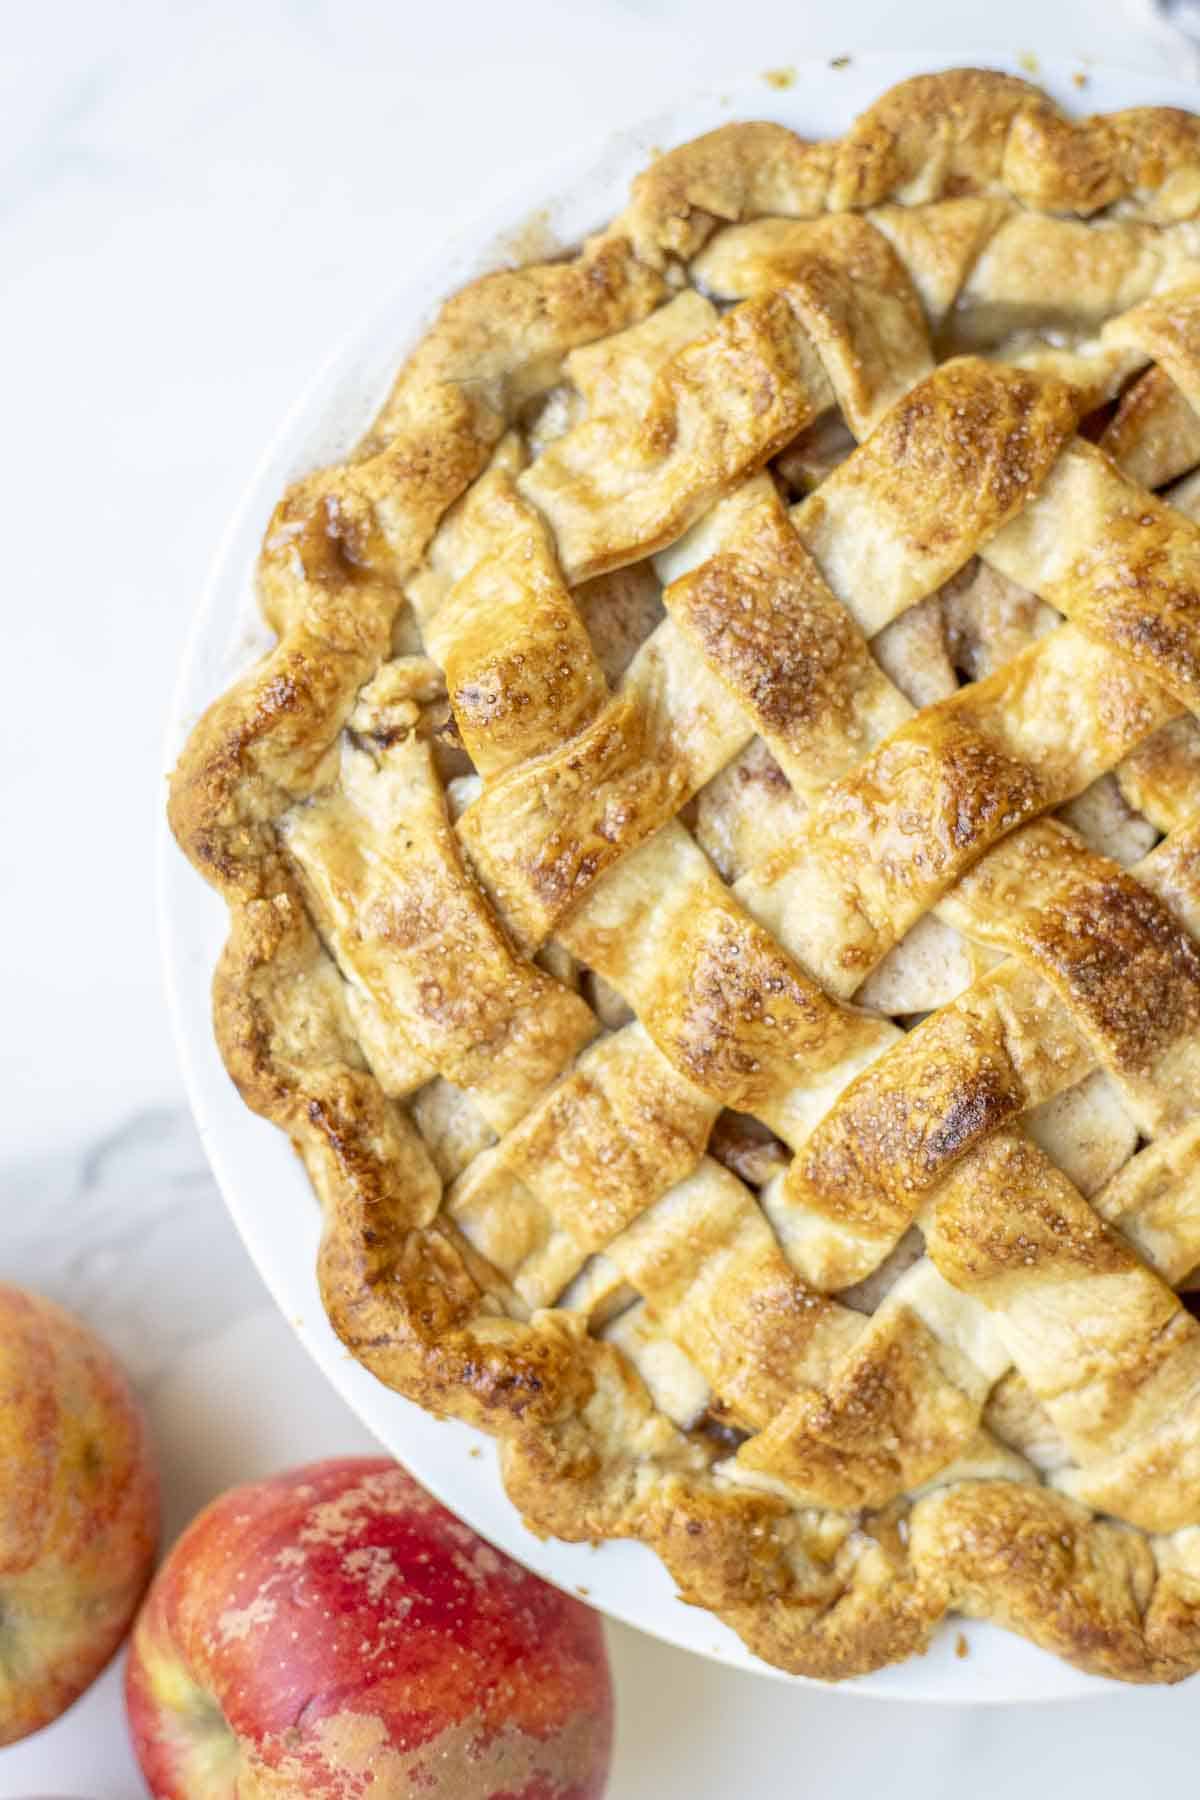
<box><xmin>172</xmin><ymin>68</ymin><xmax>1200</xmax><ymax>1684</ymax></box>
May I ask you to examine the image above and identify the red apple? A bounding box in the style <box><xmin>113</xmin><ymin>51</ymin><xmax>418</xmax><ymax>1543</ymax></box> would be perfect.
<box><xmin>0</xmin><ymin>1283</ymin><xmax>159</xmax><ymax>1745</ymax></box>
<box><xmin>126</xmin><ymin>1456</ymin><xmax>613</xmax><ymax>1797</ymax></box>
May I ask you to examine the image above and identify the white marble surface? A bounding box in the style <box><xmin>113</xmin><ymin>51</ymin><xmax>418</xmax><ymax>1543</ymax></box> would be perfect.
<box><xmin>7</xmin><ymin>0</ymin><xmax>1200</xmax><ymax>1793</ymax></box>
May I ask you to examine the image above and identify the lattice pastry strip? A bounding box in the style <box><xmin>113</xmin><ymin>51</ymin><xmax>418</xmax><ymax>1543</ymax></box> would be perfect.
<box><xmin>1104</xmin><ymin>365</ymin><xmax>1200</xmax><ymax>489</ymax></box>
<box><xmin>1101</xmin><ymin>273</ymin><xmax>1200</xmax><ymax>489</ymax></box>
<box><xmin>518</xmin><ymin>284</ymin><xmax>828</xmax><ymax>582</ymax></box>
<box><xmin>938</xmin><ymin>820</ymin><xmax>1200</xmax><ymax>1132</ymax></box>
<box><xmin>282</xmin><ymin>732</ymin><xmax>596</xmax><ymax>1135</ymax></box>
<box><xmin>661</xmin><ymin>478</ymin><xmax>914</xmax><ymax>804</ymax></box>
<box><xmin>927</xmin><ymin>1133</ymin><xmax>1200</xmax><ymax>1534</ymax></box>
<box><xmin>1095</xmin><ymin>1119</ymin><xmax>1200</xmax><ymax>1289</ymax></box>
<box><xmin>445</xmin><ymin>1022</ymin><xmax>714</xmax><ymax>1312</ymax></box>
<box><xmin>1115</xmin><ymin>470</ymin><xmax>1200</xmax><ymax>837</ymax></box>
<box><xmin>983</xmin><ymin>439</ymin><xmax>1200</xmax><ymax>712</ymax></box>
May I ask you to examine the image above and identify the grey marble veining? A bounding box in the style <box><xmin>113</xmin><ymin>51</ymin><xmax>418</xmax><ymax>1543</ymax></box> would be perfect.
<box><xmin>2</xmin><ymin>1108</ymin><xmax>267</xmax><ymax>1386</ymax></box>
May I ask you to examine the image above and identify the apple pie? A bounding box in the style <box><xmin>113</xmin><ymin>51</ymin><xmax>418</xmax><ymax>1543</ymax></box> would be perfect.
<box><xmin>171</xmin><ymin>68</ymin><xmax>1200</xmax><ymax>1683</ymax></box>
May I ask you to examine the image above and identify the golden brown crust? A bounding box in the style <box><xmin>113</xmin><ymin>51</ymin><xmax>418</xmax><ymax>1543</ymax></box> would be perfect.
<box><xmin>910</xmin><ymin>1483</ymin><xmax>1200</xmax><ymax>1684</ymax></box>
<box><xmin>1102</xmin><ymin>364</ymin><xmax>1200</xmax><ymax>488</ymax></box>
<box><xmin>625</xmin><ymin>71</ymin><xmax>1200</xmax><ymax>275</ymax></box>
<box><xmin>518</xmin><ymin>285</ymin><xmax>828</xmax><ymax>581</ymax></box>
<box><xmin>170</xmin><ymin>66</ymin><xmax>1200</xmax><ymax>1687</ymax></box>
<box><xmin>624</xmin><ymin>123</ymin><xmax>833</xmax><ymax>267</ymax></box>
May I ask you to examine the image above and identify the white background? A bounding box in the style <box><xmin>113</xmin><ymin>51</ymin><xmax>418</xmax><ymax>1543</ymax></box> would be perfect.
<box><xmin>5</xmin><ymin>0</ymin><xmax>1200</xmax><ymax>1793</ymax></box>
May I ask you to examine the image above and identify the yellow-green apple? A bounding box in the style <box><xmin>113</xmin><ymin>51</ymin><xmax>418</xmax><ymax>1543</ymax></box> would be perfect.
<box><xmin>126</xmin><ymin>1456</ymin><xmax>613</xmax><ymax>1797</ymax></box>
<box><xmin>0</xmin><ymin>1282</ymin><xmax>159</xmax><ymax>1744</ymax></box>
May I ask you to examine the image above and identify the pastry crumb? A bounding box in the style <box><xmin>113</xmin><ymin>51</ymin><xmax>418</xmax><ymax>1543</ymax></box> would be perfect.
<box><xmin>831</xmin><ymin>54</ymin><xmax>852</xmax><ymax>69</ymax></box>
<box><xmin>1018</xmin><ymin>51</ymin><xmax>1039</xmax><ymax>75</ymax></box>
<box><xmin>1072</xmin><ymin>71</ymin><xmax>1088</xmax><ymax>88</ymax></box>
<box><xmin>468</xmin><ymin>1446</ymin><xmax>482</xmax><ymax>1459</ymax></box>
<box><xmin>955</xmin><ymin>1632</ymin><xmax>970</xmax><ymax>1660</ymax></box>
<box><xmin>763</xmin><ymin>67</ymin><xmax>796</xmax><ymax>89</ymax></box>
<box><xmin>575</xmin><ymin>1584</ymin><xmax>591</xmax><ymax>1597</ymax></box>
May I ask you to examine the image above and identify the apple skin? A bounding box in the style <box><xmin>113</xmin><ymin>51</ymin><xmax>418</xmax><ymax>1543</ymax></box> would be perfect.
<box><xmin>126</xmin><ymin>1456</ymin><xmax>613</xmax><ymax>1798</ymax></box>
<box><xmin>0</xmin><ymin>1283</ymin><xmax>159</xmax><ymax>1745</ymax></box>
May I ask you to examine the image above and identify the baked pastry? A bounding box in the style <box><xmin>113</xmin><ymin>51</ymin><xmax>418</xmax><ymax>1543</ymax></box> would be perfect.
<box><xmin>171</xmin><ymin>67</ymin><xmax>1200</xmax><ymax>1685</ymax></box>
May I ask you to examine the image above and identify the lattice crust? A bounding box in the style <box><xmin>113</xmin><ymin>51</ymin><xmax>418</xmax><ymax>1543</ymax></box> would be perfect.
<box><xmin>171</xmin><ymin>70</ymin><xmax>1200</xmax><ymax>1684</ymax></box>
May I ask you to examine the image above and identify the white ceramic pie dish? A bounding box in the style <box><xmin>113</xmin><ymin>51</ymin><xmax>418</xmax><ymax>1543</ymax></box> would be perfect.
<box><xmin>160</xmin><ymin>47</ymin><xmax>1200</xmax><ymax>1703</ymax></box>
